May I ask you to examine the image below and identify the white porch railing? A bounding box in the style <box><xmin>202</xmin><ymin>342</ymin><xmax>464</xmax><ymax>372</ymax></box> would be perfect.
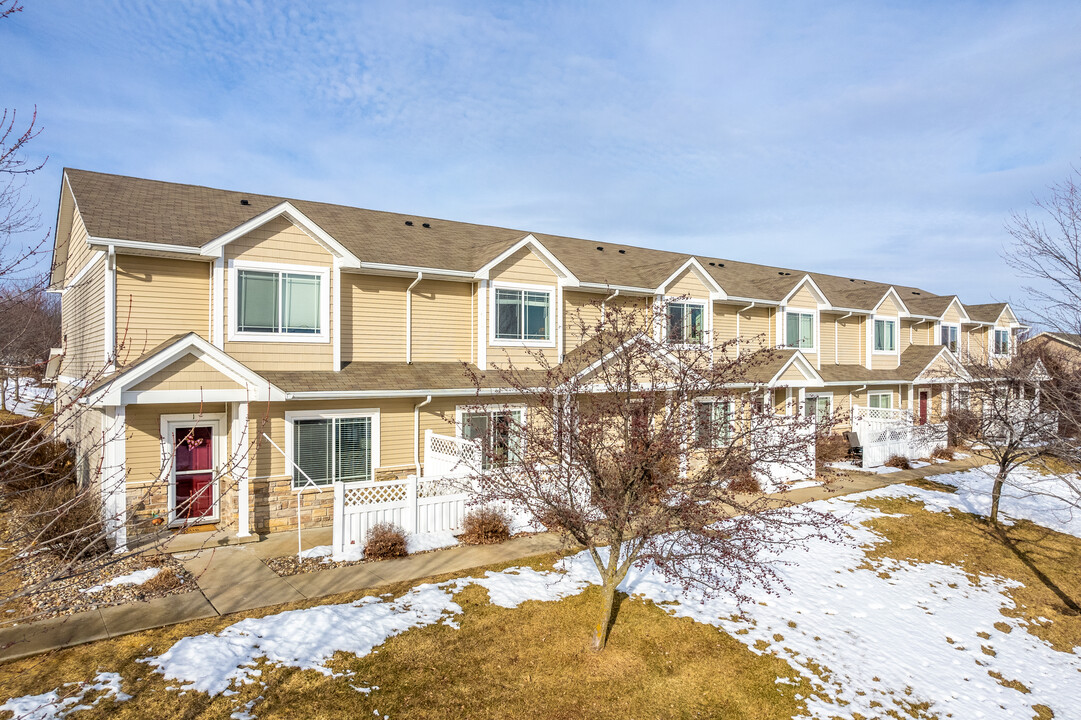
<box><xmin>853</xmin><ymin>405</ymin><xmax>947</xmax><ymax>468</ymax></box>
<box><xmin>332</xmin><ymin>473</ymin><xmax>470</xmax><ymax>559</ymax></box>
<box><xmin>424</xmin><ymin>430</ymin><xmax>482</xmax><ymax>478</ymax></box>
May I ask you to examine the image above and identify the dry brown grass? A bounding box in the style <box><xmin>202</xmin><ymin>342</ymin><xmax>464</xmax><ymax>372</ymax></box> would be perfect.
<box><xmin>904</xmin><ymin>478</ymin><xmax>957</xmax><ymax>494</ymax></box>
<box><xmin>0</xmin><ymin>552</ymin><xmax>810</xmax><ymax>719</ymax></box>
<box><xmin>857</xmin><ymin>495</ymin><xmax>1081</xmax><ymax>653</ymax></box>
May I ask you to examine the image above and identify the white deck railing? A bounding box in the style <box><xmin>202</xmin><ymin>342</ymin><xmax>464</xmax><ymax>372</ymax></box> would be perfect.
<box><xmin>424</xmin><ymin>430</ymin><xmax>482</xmax><ymax>478</ymax></box>
<box><xmin>853</xmin><ymin>405</ymin><xmax>946</xmax><ymax>468</ymax></box>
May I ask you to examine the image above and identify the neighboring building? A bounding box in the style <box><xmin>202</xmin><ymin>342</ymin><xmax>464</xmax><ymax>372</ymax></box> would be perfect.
<box><xmin>48</xmin><ymin>169</ymin><xmax>1023</xmax><ymax>545</ymax></box>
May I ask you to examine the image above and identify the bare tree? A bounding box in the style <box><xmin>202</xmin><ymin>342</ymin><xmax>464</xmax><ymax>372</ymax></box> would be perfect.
<box><xmin>0</xmin><ymin>279</ymin><xmax>60</xmax><ymax>410</ymax></box>
<box><xmin>462</xmin><ymin>299</ymin><xmax>838</xmax><ymax>650</ymax></box>
<box><xmin>1004</xmin><ymin>165</ymin><xmax>1081</xmax><ymax>335</ymax></box>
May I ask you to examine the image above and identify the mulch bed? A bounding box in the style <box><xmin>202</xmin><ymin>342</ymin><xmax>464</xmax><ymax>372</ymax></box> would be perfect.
<box><xmin>1</xmin><ymin>550</ymin><xmax>196</xmax><ymax>625</ymax></box>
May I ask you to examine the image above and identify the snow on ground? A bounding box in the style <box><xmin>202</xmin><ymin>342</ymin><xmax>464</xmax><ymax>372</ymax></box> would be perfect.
<box><xmin>1</xmin><ymin>378</ymin><xmax>53</xmax><ymax>418</ymax></box>
<box><xmin>405</xmin><ymin>531</ymin><xmax>458</xmax><ymax>554</ymax></box>
<box><xmin>298</xmin><ymin>545</ymin><xmax>334</xmax><ymax>561</ymax></box>
<box><xmin>882</xmin><ymin>465</ymin><xmax>1081</xmax><ymax>540</ymax></box>
<box><xmin>0</xmin><ymin>672</ymin><xmax>128</xmax><ymax>720</ymax></box>
<box><xmin>80</xmin><ymin>567</ymin><xmax>161</xmax><ymax>594</ymax></box>
<box><xmin>827</xmin><ymin>460</ymin><xmax>902</xmax><ymax>474</ymax></box>
<box><xmin>7</xmin><ymin>470</ymin><xmax>1081</xmax><ymax>719</ymax></box>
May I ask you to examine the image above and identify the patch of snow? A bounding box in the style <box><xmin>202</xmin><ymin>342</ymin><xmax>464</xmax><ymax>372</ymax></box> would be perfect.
<box><xmin>874</xmin><ymin>465</ymin><xmax>903</xmax><ymax>474</ymax></box>
<box><xmin>780</xmin><ymin>480</ymin><xmax>822</xmax><ymax>491</ymax></box>
<box><xmin>0</xmin><ymin>672</ymin><xmax>129</xmax><ymax>719</ymax></box>
<box><xmin>81</xmin><ymin>567</ymin><xmax>161</xmax><ymax>594</ymax></box>
<box><xmin>910</xmin><ymin>460</ymin><xmax>930</xmax><ymax>468</ymax></box>
<box><xmin>1</xmin><ymin>378</ymin><xmax>53</xmax><ymax>419</ymax></box>
<box><xmin>405</xmin><ymin>531</ymin><xmax>458</xmax><ymax>554</ymax></box>
<box><xmin>298</xmin><ymin>545</ymin><xmax>333</xmax><ymax>560</ymax></box>
<box><xmin>827</xmin><ymin>461</ymin><xmax>864</xmax><ymax>473</ymax></box>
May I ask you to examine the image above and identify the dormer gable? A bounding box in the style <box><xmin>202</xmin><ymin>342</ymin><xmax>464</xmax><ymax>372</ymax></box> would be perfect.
<box><xmin>199</xmin><ymin>201</ymin><xmax>360</xmax><ymax>267</ymax></box>
<box><xmin>475</xmin><ymin>234</ymin><xmax>578</xmax><ymax>285</ymax></box>
<box><xmin>872</xmin><ymin>287</ymin><xmax>909</xmax><ymax>317</ymax></box>
<box><xmin>656</xmin><ymin>258</ymin><xmax>726</xmax><ymax>300</ymax></box>
<box><xmin>780</xmin><ymin>275</ymin><xmax>830</xmax><ymax>309</ymax></box>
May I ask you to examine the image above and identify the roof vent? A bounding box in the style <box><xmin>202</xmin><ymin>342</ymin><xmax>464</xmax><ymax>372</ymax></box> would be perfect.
<box><xmin>240</xmin><ymin>199</ymin><xmax>249</xmax><ymax>206</ymax></box>
<box><xmin>912</xmin><ymin>291</ymin><xmax>921</xmax><ymax>295</ymax></box>
<box><xmin>849</xmin><ymin>278</ymin><xmax>855</xmax><ymax>282</ymax></box>
<box><xmin>596</xmin><ymin>246</ymin><xmax>604</xmax><ymax>251</ymax></box>
<box><xmin>422</xmin><ymin>222</ymin><xmax>431</xmax><ymax>228</ymax></box>
<box><xmin>405</xmin><ymin>221</ymin><xmax>413</xmax><ymax>226</ymax></box>
<box><xmin>618</xmin><ymin>249</ymin><xmax>626</xmax><ymax>254</ymax></box>
<box><xmin>777</xmin><ymin>271</ymin><xmax>792</xmax><ymax>276</ymax></box>
<box><xmin>718</xmin><ymin>263</ymin><xmax>724</xmax><ymax>267</ymax></box>
<box><xmin>708</xmin><ymin>262</ymin><xmax>716</xmax><ymax>266</ymax></box>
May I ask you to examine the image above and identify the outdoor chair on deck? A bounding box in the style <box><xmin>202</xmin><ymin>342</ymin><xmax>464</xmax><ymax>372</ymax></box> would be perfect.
<box><xmin>843</xmin><ymin>431</ymin><xmax>862</xmax><ymax>461</ymax></box>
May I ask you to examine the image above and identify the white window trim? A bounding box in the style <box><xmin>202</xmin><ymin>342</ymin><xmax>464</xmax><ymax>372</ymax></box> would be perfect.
<box><xmin>937</xmin><ymin>322</ymin><xmax>960</xmax><ymax>353</ymax></box>
<box><xmin>992</xmin><ymin>328</ymin><xmax>1011</xmax><ymax>357</ymax></box>
<box><xmin>284</xmin><ymin>408</ymin><xmax>381</xmax><ymax>489</ymax></box>
<box><xmin>694</xmin><ymin>396</ymin><xmax>734</xmax><ymax>447</ymax></box>
<box><xmin>872</xmin><ymin>316</ymin><xmax>899</xmax><ymax>355</ymax></box>
<box><xmin>804</xmin><ymin>392</ymin><xmax>833</xmax><ymax>418</ymax></box>
<box><xmin>782</xmin><ymin>307</ymin><xmax>818</xmax><ymax>353</ymax></box>
<box><xmin>159</xmin><ymin>412</ymin><xmax>228</xmax><ymax>527</ymax></box>
<box><xmin>664</xmin><ymin>297</ymin><xmax>710</xmax><ymax>346</ymax></box>
<box><xmin>227</xmin><ymin>259</ymin><xmax>331</xmax><ymax>344</ymax></box>
<box><xmin>455</xmin><ymin>403</ymin><xmax>529</xmax><ymax>465</ymax></box>
<box><xmin>488</xmin><ymin>281</ymin><xmax>557</xmax><ymax>348</ymax></box>
<box><xmin>867</xmin><ymin>391</ymin><xmax>893</xmax><ymax>409</ymax></box>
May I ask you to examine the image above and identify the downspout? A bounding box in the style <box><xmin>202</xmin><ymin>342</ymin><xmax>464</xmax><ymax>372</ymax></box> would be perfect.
<box><xmin>414</xmin><ymin>394</ymin><xmax>432</xmax><ymax>477</ymax></box>
<box><xmin>601</xmin><ymin>289</ymin><xmax>619</xmax><ymax>326</ymax></box>
<box><xmin>406</xmin><ymin>272</ymin><xmax>423</xmax><ymax>364</ymax></box>
<box><xmin>850</xmin><ymin>384</ymin><xmax>867</xmax><ymax>423</ymax></box>
<box><xmin>736</xmin><ymin>301</ymin><xmax>756</xmax><ymax>357</ymax></box>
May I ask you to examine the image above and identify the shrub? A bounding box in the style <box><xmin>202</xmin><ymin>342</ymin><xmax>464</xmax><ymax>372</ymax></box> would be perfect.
<box><xmin>142</xmin><ymin>566</ymin><xmax>183</xmax><ymax>593</ymax></box>
<box><xmin>727</xmin><ymin>471</ymin><xmax>762</xmax><ymax>494</ymax></box>
<box><xmin>930</xmin><ymin>446</ymin><xmax>955</xmax><ymax>462</ymax></box>
<box><xmin>884</xmin><ymin>455</ymin><xmax>911</xmax><ymax>470</ymax></box>
<box><xmin>10</xmin><ymin>482</ymin><xmax>109</xmax><ymax>558</ymax></box>
<box><xmin>0</xmin><ymin>420</ymin><xmax>74</xmax><ymax>497</ymax></box>
<box><xmin>460</xmin><ymin>507</ymin><xmax>512</xmax><ymax>545</ymax></box>
<box><xmin>815</xmin><ymin>431</ymin><xmax>849</xmax><ymax>471</ymax></box>
<box><xmin>364</xmin><ymin>522</ymin><xmax>407</xmax><ymax>560</ymax></box>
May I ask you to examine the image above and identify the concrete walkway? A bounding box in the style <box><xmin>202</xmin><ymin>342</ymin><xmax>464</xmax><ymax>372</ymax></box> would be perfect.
<box><xmin>0</xmin><ymin>455</ymin><xmax>987</xmax><ymax>663</ymax></box>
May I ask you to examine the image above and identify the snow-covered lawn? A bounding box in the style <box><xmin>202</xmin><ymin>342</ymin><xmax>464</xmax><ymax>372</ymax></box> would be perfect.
<box><xmin>1</xmin><ymin>378</ymin><xmax>53</xmax><ymax>418</ymax></box>
<box><xmin>4</xmin><ymin>468</ymin><xmax>1079</xmax><ymax>719</ymax></box>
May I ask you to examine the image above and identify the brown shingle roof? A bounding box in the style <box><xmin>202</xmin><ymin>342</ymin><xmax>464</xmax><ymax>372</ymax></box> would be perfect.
<box><xmin>963</xmin><ymin>302</ymin><xmax>1007</xmax><ymax>323</ymax></box>
<box><xmin>63</xmin><ymin>169</ymin><xmax>994</xmax><ymax>313</ymax></box>
<box><xmin>817</xmin><ymin>344</ymin><xmax>948</xmax><ymax>384</ymax></box>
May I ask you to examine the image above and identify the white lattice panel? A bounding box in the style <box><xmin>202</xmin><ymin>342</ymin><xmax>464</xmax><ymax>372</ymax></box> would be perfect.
<box><xmin>343</xmin><ymin>480</ymin><xmax>408</xmax><ymax>508</ymax></box>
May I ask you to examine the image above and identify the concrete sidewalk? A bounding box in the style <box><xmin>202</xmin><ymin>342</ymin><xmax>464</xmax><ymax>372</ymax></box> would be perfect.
<box><xmin>0</xmin><ymin>455</ymin><xmax>986</xmax><ymax>663</ymax></box>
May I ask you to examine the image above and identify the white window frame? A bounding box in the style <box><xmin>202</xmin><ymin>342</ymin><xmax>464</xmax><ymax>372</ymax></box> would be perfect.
<box><xmin>284</xmin><ymin>408</ymin><xmax>381</xmax><ymax>489</ymax></box>
<box><xmin>872</xmin><ymin>316</ymin><xmax>898</xmax><ymax>355</ymax></box>
<box><xmin>159</xmin><ymin>412</ymin><xmax>228</xmax><ymax>527</ymax></box>
<box><xmin>488</xmin><ymin>281</ymin><xmax>556</xmax><ymax>348</ymax></box>
<box><xmin>803</xmin><ymin>392</ymin><xmax>833</xmax><ymax>421</ymax></box>
<box><xmin>993</xmin><ymin>328</ymin><xmax>1010</xmax><ymax>356</ymax></box>
<box><xmin>938</xmin><ymin>322</ymin><xmax>960</xmax><ymax>353</ymax></box>
<box><xmin>783</xmin><ymin>308</ymin><xmax>817</xmax><ymax>352</ymax></box>
<box><xmin>693</xmin><ymin>397</ymin><xmax>734</xmax><ymax>448</ymax></box>
<box><xmin>867</xmin><ymin>391</ymin><xmax>893</xmax><ymax>409</ymax></box>
<box><xmin>455</xmin><ymin>403</ymin><xmax>528</xmax><ymax>466</ymax></box>
<box><xmin>228</xmin><ymin>259</ymin><xmax>331</xmax><ymax>343</ymax></box>
<box><xmin>665</xmin><ymin>298</ymin><xmax>709</xmax><ymax>346</ymax></box>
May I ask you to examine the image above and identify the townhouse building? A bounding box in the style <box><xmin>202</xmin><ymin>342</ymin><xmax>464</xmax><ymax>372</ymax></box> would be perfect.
<box><xmin>49</xmin><ymin>170</ymin><xmax>1022</xmax><ymax>545</ymax></box>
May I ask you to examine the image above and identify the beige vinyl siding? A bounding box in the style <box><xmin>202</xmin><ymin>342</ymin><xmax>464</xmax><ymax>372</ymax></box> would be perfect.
<box><xmin>666</xmin><ymin>268</ymin><xmax>710</xmax><ymax>299</ymax></box>
<box><xmin>964</xmin><ymin>326</ymin><xmax>989</xmax><ymax>364</ymax></box>
<box><xmin>733</xmin><ymin>305</ymin><xmax>773</xmax><ymax>351</ymax></box>
<box><xmin>776</xmin><ymin>362</ymin><xmax>809</xmax><ymax>384</ymax></box>
<box><xmin>875</xmin><ymin>296</ymin><xmax>901</xmax><ymax>317</ymax></box>
<box><xmin>411</xmin><ymin>279</ymin><xmax>473</xmax><ymax>363</ymax></box>
<box><xmin>116</xmin><ymin>254</ymin><xmax>210</xmax><ymax>359</ymax></box>
<box><xmin>818</xmin><ymin>314</ymin><xmax>836</xmax><ymax>367</ymax></box>
<box><xmin>60</xmin><ymin>255</ymin><xmax>106</xmax><ymax>378</ymax></box>
<box><xmin>343</xmin><ymin>273</ymin><xmax>407</xmax><ymax>363</ymax></box>
<box><xmin>223</xmin><ymin>217</ymin><xmax>334</xmax><ymax>371</ymax></box>
<box><xmin>66</xmin><ymin>208</ymin><xmax>97</xmax><ymax>284</ymax></box>
<box><xmin>130</xmin><ymin>353</ymin><xmax>243</xmax><ymax>392</ymax></box>
<box><xmin>899</xmin><ymin>318</ymin><xmax>917</xmax><ymax>353</ymax></box>
<box><xmin>488</xmin><ymin>247</ymin><xmax>558</xmax><ymax>367</ymax></box>
<box><xmin>830</xmin><ymin>315</ymin><xmax>862</xmax><ymax>365</ymax></box>
<box><xmin>125</xmin><ymin>403</ymin><xmax>234</xmax><ymax>489</ymax></box>
<box><xmin>941</xmin><ymin>301</ymin><xmax>963</xmax><ymax>325</ymax></box>
<box><xmin>563</xmin><ymin>292</ymin><xmax>647</xmax><ymax>351</ymax></box>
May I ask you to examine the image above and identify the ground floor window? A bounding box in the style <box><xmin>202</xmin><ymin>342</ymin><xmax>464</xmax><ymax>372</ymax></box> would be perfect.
<box><xmin>868</xmin><ymin>392</ymin><xmax>892</xmax><ymax>409</ymax></box>
<box><xmin>804</xmin><ymin>394</ymin><xmax>832</xmax><ymax>423</ymax></box>
<box><xmin>292</xmin><ymin>416</ymin><xmax>373</xmax><ymax>488</ymax></box>
<box><xmin>694</xmin><ymin>399</ymin><xmax>732</xmax><ymax>449</ymax></box>
<box><xmin>460</xmin><ymin>407</ymin><xmax>524</xmax><ymax>469</ymax></box>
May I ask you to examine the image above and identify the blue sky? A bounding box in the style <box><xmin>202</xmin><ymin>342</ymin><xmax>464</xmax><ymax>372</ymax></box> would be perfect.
<box><xmin>3</xmin><ymin>1</ymin><xmax>1081</xmax><ymax>306</ymax></box>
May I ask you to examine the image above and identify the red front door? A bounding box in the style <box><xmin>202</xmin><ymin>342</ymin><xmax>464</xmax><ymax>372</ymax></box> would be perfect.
<box><xmin>174</xmin><ymin>426</ymin><xmax>215</xmax><ymax>521</ymax></box>
<box><xmin>918</xmin><ymin>391</ymin><xmax>929</xmax><ymax>426</ymax></box>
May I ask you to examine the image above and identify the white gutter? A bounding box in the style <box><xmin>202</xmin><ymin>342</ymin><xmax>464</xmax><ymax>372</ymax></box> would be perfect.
<box><xmin>406</xmin><ymin>272</ymin><xmax>423</xmax><ymax>364</ymax></box>
<box><xmin>88</xmin><ymin>236</ymin><xmax>204</xmax><ymax>255</ymax></box>
<box><xmin>601</xmin><ymin>289</ymin><xmax>619</xmax><ymax>325</ymax></box>
<box><xmin>413</xmin><ymin>394</ymin><xmax>433</xmax><ymax>477</ymax></box>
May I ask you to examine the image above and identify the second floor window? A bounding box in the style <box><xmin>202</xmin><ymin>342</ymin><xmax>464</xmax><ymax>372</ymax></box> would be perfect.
<box><xmin>785</xmin><ymin>311</ymin><xmax>814</xmax><ymax>349</ymax></box>
<box><xmin>494</xmin><ymin>289</ymin><xmax>550</xmax><ymax>341</ymax></box>
<box><xmin>874</xmin><ymin>319</ymin><xmax>896</xmax><ymax>352</ymax></box>
<box><xmin>940</xmin><ymin>324</ymin><xmax>958</xmax><ymax>353</ymax></box>
<box><xmin>667</xmin><ymin>302</ymin><xmax>704</xmax><ymax>344</ymax></box>
<box><xmin>237</xmin><ymin>269</ymin><xmax>321</xmax><ymax>335</ymax></box>
<box><xmin>994</xmin><ymin>329</ymin><xmax>1010</xmax><ymax>355</ymax></box>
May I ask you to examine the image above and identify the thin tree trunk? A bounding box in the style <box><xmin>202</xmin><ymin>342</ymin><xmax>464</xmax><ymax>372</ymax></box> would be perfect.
<box><xmin>0</xmin><ymin>375</ymin><xmax>8</xmax><ymax>413</ymax></box>
<box><xmin>592</xmin><ymin>541</ymin><xmax>624</xmax><ymax>651</ymax></box>
<box><xmin>989</xmin><ymin>467</ymin><xmax>1008</xmax><ymax>525</ymax></box>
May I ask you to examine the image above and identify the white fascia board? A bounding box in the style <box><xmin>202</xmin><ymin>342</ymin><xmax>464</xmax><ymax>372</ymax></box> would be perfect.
<box><xmin>722</xmin><ymin>296</ymin><xmax>781</xmax><ymax>306</ymax></box>
<box><xmin>350</xmin><ymin>262</ymin><xmax>475</xmax><ymax>280</ymax></box>
<box><xmin>655</xmin><ymin>257</ymin><xmax>727</xmax><ymax>300</ymax></box>
<box><xmin>286</xmin><ymin>387</ymin><xmax>523</xmax><ymax>400</ymax></box>
<box><xmin>872</xmin><ymin>287</ymin><xmax>910</xmax><ymax>316</ymax></box>
<box><xmin>780</xmin><ymin>275</ymin><xmax>830</xmax><ymax>309</ymax></box>
<box><xmin>87</xmin><ymin>236</ymin><xmax>204</xmax><ymax>255</ymax></box>
<box><xmin>90</xmin><ymin>333</ymin><xmax>286</xmax><ymax>406</ymax></box>
<box><xmin>199</xmin><ymin>201</ymin><xmax>361</xmax><ymax>268</ymax></box>
<box><xmin>576</xmin><ymin>282</ymin><xmax>656</xmax><ymax>295</ymax></box>
<box><xmin>474</xmin><ymin>234</ymin><xmax>579</xmax><ymax>285</ymax></box>
<box><xmin>820</xmin><ymin>380</ymin><xmax>909</xmax><ymax>387</ymax></box>
<box><xmin>54</xmin><ymin>250</ymin><xmax>106</xmax><ymax>294</ymax></box>
<box><xmin>767</xmin><ymin>352</ymin><xmax>824</xmax><ymax>387</ymax></box>
<box><xmin>912</xmin><ymin>347</ymin><xmax>972</xmax><ymax>384</ymax></box>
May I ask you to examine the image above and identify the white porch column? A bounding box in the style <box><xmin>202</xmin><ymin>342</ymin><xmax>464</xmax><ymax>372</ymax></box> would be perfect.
<box><xmin>102</xmin><ymin>405</ymin><xmax>127</xmax><ymax>551</ymax></box>
<box><xmin>797</xmin><ymin>387</ymin><xmax>807</xmax><ymax>417</ymax></box>
<box><xmin>232</xmin><ymin>401</ymin><xmax>251</xmax><ymax>538</ymax></box>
